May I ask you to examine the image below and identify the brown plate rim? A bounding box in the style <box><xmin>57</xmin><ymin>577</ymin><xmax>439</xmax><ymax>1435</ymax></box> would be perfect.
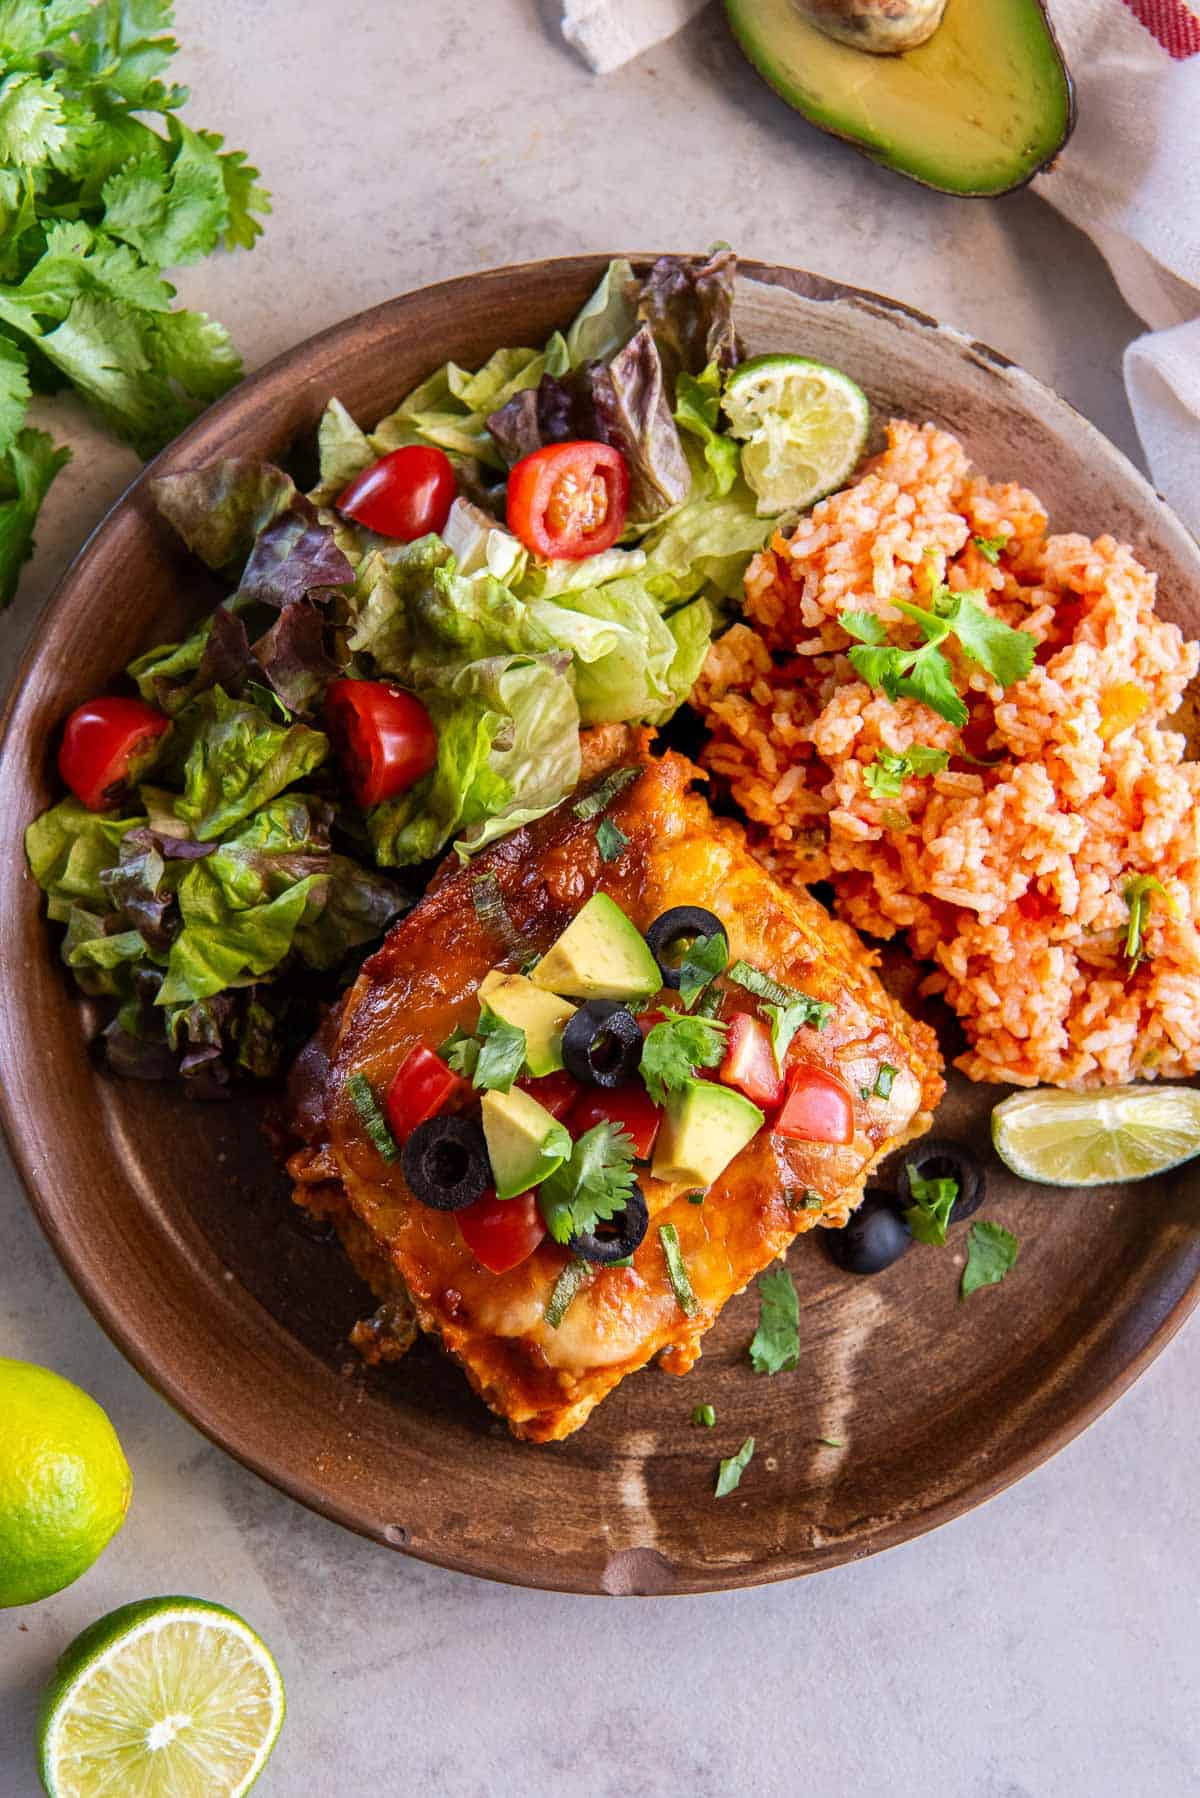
<box><xmin>2</xmin><ymin>254</ymin><xmax>1199</xmax><ymax>1594</ymax></box>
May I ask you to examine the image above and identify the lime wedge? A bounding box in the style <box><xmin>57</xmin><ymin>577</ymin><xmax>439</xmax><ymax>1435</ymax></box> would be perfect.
<box><xmin>723</xmin><ymin>353</ymin><xmax>869</xmax><ymax>515</ymax></box>
<box><xmin>38</xmin><ymin>1597</ymin><xmax>285</xmax><ymax>1797</ymax></box>
<box><xmin>992</xmin><ymin>1085</ymin><xmax>1200</xmax><ymax>1187</ymax></box>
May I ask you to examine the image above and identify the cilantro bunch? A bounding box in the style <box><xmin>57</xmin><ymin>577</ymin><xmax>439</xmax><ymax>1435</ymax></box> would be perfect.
<box><xmin>840</xmin><ymin>583</ymin><xmax>1034</xmax><ymax>729</ymax></box>
<box><xmin>0</xmin><ymin>0</ymin><xmax>269</xmax><ymax>604</ymax></box>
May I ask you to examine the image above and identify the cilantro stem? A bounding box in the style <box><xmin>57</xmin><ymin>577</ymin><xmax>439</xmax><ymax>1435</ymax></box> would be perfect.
<box><xmin>346</xmin><ymin>1073</ymin><xmax>400</xmax><ymax>1163</ymax></box>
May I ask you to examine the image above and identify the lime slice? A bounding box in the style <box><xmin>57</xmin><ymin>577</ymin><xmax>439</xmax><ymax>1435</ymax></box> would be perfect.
<box><xmin>723</xmin><ymin>353</ymin><xmax>869</xmax><ymax>515</ymax></box>
<box><xmin>992</xmin><ymin>1085</ymin><xmax>1200</xmax><ymax>1187</ymax></box>
<box><xmin>38</xmin><ymin>1597</ymin><xmax>285</xmax><ymax>1797</ymax></box>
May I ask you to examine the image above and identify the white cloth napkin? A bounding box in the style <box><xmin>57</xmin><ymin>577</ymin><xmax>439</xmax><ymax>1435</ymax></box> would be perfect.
<box><xmin>560</xmin><ymin>0</ymin><xmax>1200</xmax><ymax>536</ymax></box>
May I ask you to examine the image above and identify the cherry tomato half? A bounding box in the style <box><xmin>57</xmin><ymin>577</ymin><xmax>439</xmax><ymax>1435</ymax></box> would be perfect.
<box><xmin>324</xmin><ymin>678</ymin><xmax>438</xmax><ymax>808</ymax></box>
<box><xmin>776</xmin><ymin>1066</ymin><xmax>856</xmax><ymax>1146</ymax></box>
<box><xmin>569</xmin><ymin>1084</ymin><xmax>662</xmax><ymax>1162</ymax></box>
<box><xmin>58</xmin><ymin>696</ymin><xmax>170</xmax><ymax>812</ymax></box>
<box><xmin>720</xmin><ymin>1013</ymin><xmax>784</xmax><ymax>1109</ymax></box>
<box><xmin>385</xmin><ymin>1044</ymin><xmax>466</xmax><ymax>1144</ymax></box>
<box><xmin>517</xmin><ymin>1070</ymin><xmax>581</xmax><ymax>1121</ymax></box>
<box><xmin>337</xmin><ymin>445</ymin><xmax>456</xmax><ymax>542</ymax></box>
<box><xmin>457</xmin><ymin>1187</ymin><xmax>545</xmax><ymax>1275</ymax></box>
<box><xmin>506</xmin><ymin>441</ymin><xmax>629</xmax><ymax>561</ymax></box>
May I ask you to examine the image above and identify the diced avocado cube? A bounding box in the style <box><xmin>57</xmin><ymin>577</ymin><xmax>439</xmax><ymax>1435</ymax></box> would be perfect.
<box><xmin>531</xmin><ymin>893</ymin><xmax>660</xmax><ymax>1002</ymax></box>
<box><xmin>652</xmin><ymin>1078</ymin><xmax>765</xmax><ymax>1189</ymax></box>
<box><xmin>481</xmin><ymin>1087</ymin><xmax>571</xmax><ymax>1201</ymax></box>
<box><xmin>478</xmin><ymin>970</ymin><xmax>575</xmax><ymax>1077</ymax></box>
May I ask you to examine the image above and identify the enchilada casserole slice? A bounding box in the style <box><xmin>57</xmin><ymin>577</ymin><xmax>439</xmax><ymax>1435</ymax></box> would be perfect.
<box><xmin>285</xmin><ymin>748</ymin><xmax>943</xmax><ymax>1441</ymax></box>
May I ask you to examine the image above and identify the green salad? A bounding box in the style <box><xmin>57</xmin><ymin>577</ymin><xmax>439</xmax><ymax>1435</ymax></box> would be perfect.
<box><xmin>26</xmin><ymin>249</ymin><xmax>867</xmax><ymax>1089</ymax></box>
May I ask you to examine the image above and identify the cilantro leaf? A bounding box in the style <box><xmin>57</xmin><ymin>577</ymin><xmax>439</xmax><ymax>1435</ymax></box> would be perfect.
<box><xmin>847</xmin><ymin>591</ymin><xmax>1034</xmax><ymax>728</ymax></box>
<box><xmin>0</xmin><ymin>3</ymin><xmax>269</xmax><ymax>608</ymax></box>
<box><xmin>864</xmin><ymin>743</ymin><xmax>950</xmax><ymax>799</ymax></box>
<box><xmin>538</xmin><ymin>1120</ymin><xmax>638</xmax><ymax>1245</ymax></box>
<box><xmin>677</xmin><ymin>929</ymin><xmax>728</xmax><ymax>1010</ymax></box>
<box><xmin>960</xmin><ymin>1220</ymin><xmax>1019</xmax><ymax>1299</ymax></box>
<box><xmin>903</xmin><ymin>1172</ymin><xmax>957</xmax><ymax>1246</ymax></box>
<box><xmin>473</xmin><ymin>1008</ymin><xmax>526</xmax><ymax>1093</ymax></box>
<box><xmin>749</xmin><ymin>1263</ymin><xmax>800</xmax><ymax>1374</ymax></box>
<box><xmin>893</xmin><ymin>641</ymin><xmax>969</xmax><ymax>728</ymax></box>
<box><xmin>639</xmin><ymin>1011</ymin><xmax>727</xmax><ymax>1105</ymax></box>
<box><xmin>596</xmin><ymin>816</ymin><xmax>628</xmax><ymax>862</ymax></box>
<box><xmin>906</xmin><ymin>744</ymin><xmax>950</xmax><ymax>776</ymax></box>
<box><xmin>973</xmin><ymin>534</ymin><xmax>1007</xmax><ymax>564</ymax></box>
<box><xmin>715</xmin><ymin>1436</ymin><xmax>755</xmax><ymax>1498</ymax></box>
<box><xmin>936</xmin><ymin>590</ymin><xmax>1035</xmax><ymax>688</ymax></box>
<box><xmin>839</xmin><ymin>609</ymin><xmax>888</xmax><ymax>645</ymax></box>
<box><xmin>439</xmin><ymin>1023</ymin><xmax>480</xmax><ymax>1080</ymax></box>
<box><xmin>761</xmin><ymin>998</ymin><xmax>812</xmax><ymax>1069</ymax></box>
<box><xmin>0</xmin><ymin>426</ymin><xmax>69</xmax><ymax>605</ymax></box>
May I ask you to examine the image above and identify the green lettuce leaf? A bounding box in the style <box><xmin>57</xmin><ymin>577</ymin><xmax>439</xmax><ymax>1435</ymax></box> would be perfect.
<box><xmin>168</xmin><ymin>685</ymin><xmax>328</xmax><ymax>841</ymax></box>
<box><xmin>24</xmin><ymin>796</ymin><xmax>140</xmax><ymax>921</ymax></box>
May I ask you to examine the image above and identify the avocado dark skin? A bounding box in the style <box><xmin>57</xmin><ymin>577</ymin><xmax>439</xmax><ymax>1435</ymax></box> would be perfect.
<box><xmin>724</xmin><ymin>0</ymin><xmax>1076</xmax><ymax>199</ymax></box>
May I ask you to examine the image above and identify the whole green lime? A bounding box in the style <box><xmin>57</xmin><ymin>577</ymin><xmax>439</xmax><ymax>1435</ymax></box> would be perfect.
<box><xmin>0</xmin><ymin>1358</ymin><xmax>132</xmax><ymax>1608</ymax></box>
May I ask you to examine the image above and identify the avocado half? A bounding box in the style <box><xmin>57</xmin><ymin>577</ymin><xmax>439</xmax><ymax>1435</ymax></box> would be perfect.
<box><xmin>724</xmin><ymin>0</ymin><xmax>1075</xmax><ymax>198</ymax></box>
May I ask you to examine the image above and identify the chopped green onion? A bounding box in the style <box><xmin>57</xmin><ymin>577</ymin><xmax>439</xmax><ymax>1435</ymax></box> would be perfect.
<box><xmin>786</xmin><ymin>1188</ymin><xmax>823</xmax><ymax>1212</ymax></box>
<box><xmin>596</xmin><ymin>817</ymin><xmax>629</xmax><ymax>862</ymax></box>
<box><xmin>694</xmin><ymin>983</ymin><xmax>725</xmax><ymax>1020</ymax></box>
<box><xmin>692</xmin><ymin>1403</ymin><xmax>716</xmax><ymax>1429</ymax></box>
<box><xmin>715</xmin><ymin>1436</ymin><xmax>755</xmax><ymax>1498</ymax></box>
<box><xmin>659</xmin><ymin>1222</ymin><xmax>698</xmax><ymax>1316</ymax></box>
<box><xmin>471</xmin><ymin>872</ymin><xmax>525</xmax><ymax>957</ymax></box>
<box><xmin>873</xmin><ymin>1063</ymin><xmax>898</xmax><ymax>1099</ymax></box>
<box><xmin>686</xmin><ymin>1189</ymin><xmax>706</xmax><ymax>1206</ymax></box>
<box><xmin>728</xmin><ymin>959</ymin><xmax>832</xmax><ymax>1030</ymax></box>
<box><xmin>573</xmin><ymin>766</ymin><xmax>640</xmax><ymax>821</ymax></box>
<box><xmin>544</xmin><ymin>1259</ymin><xmax>592</xmax><ymax>1329</ymax></box>
<box><xmin>346</xmin><ymin>1073</ymin><xmax>399</xmax><ymax>1163</ymax></box>
<box><xmin>817</xmin><ymin>1435</ymin><xmax>844</xmax><ymax>1449</ymax></box>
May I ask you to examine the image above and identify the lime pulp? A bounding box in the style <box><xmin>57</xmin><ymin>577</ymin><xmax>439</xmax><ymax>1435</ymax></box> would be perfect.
<box><xmin>38</xmin><ymin>1597</ymin><xmax>286</xmax><ymax>1798</ymax></box>
<box><xmin>991</xmin><ymin>1084</ymin><xmax>1200</xmax><ymax>1187</ymax></box>
<box><xmin>722</xmin><ymin>353</ymin><xmax>869</xmax><ymax>515</ymax></box>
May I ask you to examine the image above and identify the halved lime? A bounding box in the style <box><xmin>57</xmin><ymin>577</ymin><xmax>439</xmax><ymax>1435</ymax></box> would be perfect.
<box><xmin>992</xmin><ymin>1085</ymin><xmax>1200</xmax><ymax>1187</ymax></box>
<box><xmin>38</xmin><ymin>1597</ymin><xmax>285</xmax><ymax>1797</ymax></box>
<box><xmin>722</xmin><ymin>354</ymin><xmax>869</xmax><ymax>515</ymax></box>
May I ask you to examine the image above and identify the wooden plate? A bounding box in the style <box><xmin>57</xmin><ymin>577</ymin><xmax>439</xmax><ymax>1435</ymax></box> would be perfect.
<box><xmin>3</xmin><ymin>257</ymin><xmax>1199</xmax><ymax>1596</ymax></box>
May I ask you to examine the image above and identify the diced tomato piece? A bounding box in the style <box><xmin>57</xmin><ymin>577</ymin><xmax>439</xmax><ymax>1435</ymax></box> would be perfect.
<box><xmin>568</xmin><ymin>1084</ymin><xmax>662</xmax><ymax>1161</ymax></box>
<box><xmin>506</xmin><ymin>441</ymin><xmax>628</xmax><ymax>560</ymax></box>
<box><xmin>384</xmin><ymin>1044</ymin><xmax>466</xmax><ymax>1143</ymax></box>
<box><xmin>719</xmin><ymin>1012</ymin><xmax>784</xmax><ymax>1108</ymax></box>
<box><xmin>517</xmin><ymin>1070</ymin><xmax>581</xmax><ymax>1120</ymax></box>
<box><xmin>458</xmin><ymin>1188</ymin><xmax>545</xmax><ymax>1275</ymax></box>
<box><xmin>337</xmin><ymin>445</ymin><xmax>456</xmax><ymax>541</ymax></box>
<box><xmin>324</xmin><ymin>678</ymin><xmax>438</xmax><ymax>808</ymax></box>
<box><xmin>776</xmin><ymin>1065</ymin><xmax>856</xmax><ymax>1146</ymax></box>
<box><xmin>58</xmin><ymin>696</ymin><xmax>170</xmax><ymax>811</ymax></box>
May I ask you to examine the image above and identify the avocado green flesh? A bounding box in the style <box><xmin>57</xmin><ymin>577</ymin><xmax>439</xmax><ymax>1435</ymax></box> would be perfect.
<box><xmin>531</xmin><ymin>893</ymin><xmax>661</xmax><ymax>1002</ymax></box>
<box><xmin>725</xmin><ymin>0</ymin><xmax>1073</xmax><ymax>197</ymax></box>
<box><xmin>653</xmin><ymin>1079</ymin><xmax>765</xmax><ymax>1188</ymax></box>
<box><xmin>481</xmin><ymin>1087</ymin><xmax>567</xmax><ymax>1200</ymax></box>
<box><xmin>478</xmin><ymin>970</ymin><xmax>574</xmax><ymax>1077</ymax></box>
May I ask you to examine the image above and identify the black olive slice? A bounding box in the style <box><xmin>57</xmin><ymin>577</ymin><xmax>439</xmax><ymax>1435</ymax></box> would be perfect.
<box><xmin>561</xmin><ymin>1001</ymin><xmax>643</xmax><ymax>1089</ymax></box>
<box><xmin>896</xmin><ymin>1138</ymin><xmax>985</xmax><ymax>1225</ymax></box>
<box><xmin>401</xmin><ymin>1116</ymin><xmax>490</xmax><ymax>1212</ymax></box>
<box><xmin>822</xmin><ymin>1188</ymin><xmax>912</xmax><ymax>1276</ymax></box>
<box><xmin>569</xmin><ymin>1183</ymin><xmax>650</xmax><ymax>1264</ymax></box>
<box><xmin>645</xmin><ymin>906</ymin><xmax>727</xmax><ymax>989</ymax></box>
